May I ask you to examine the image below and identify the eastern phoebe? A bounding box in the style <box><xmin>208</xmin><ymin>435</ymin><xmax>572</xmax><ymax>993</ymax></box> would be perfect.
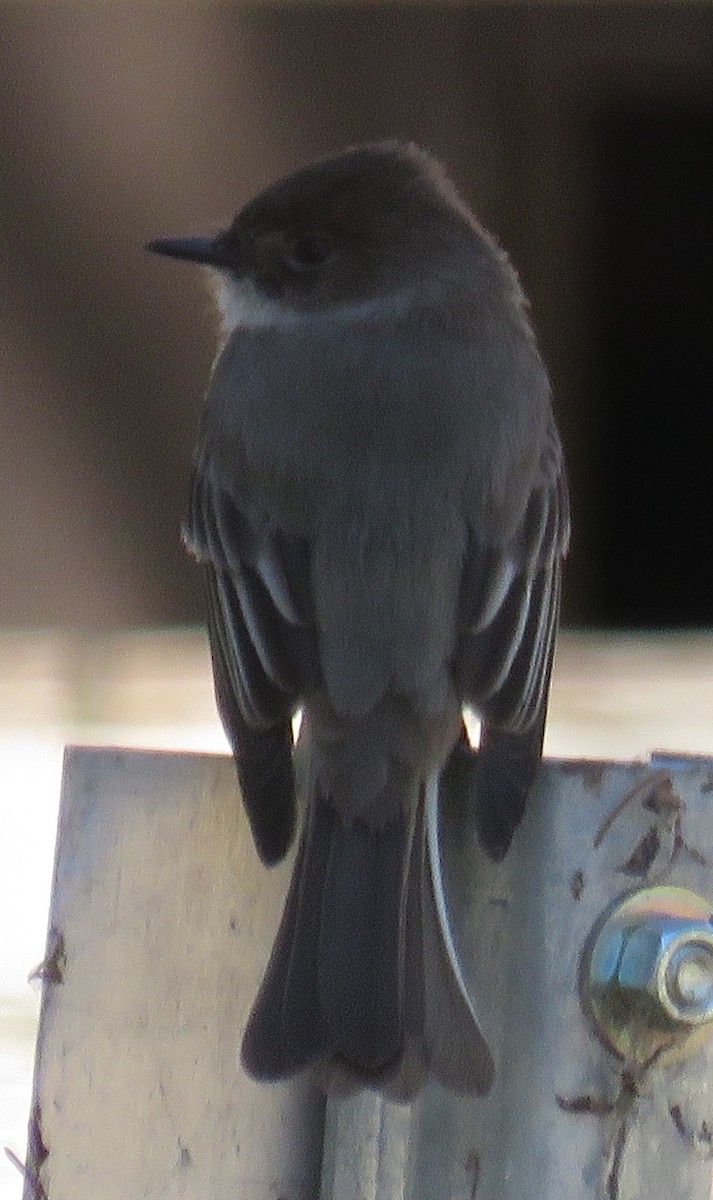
<box><xmin>147</xmin><ymin>141</ymin><xmax>569</xmax><ymax>1100</ymax></box>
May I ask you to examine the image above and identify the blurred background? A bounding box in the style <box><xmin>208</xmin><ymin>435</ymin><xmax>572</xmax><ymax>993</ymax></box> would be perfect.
<box><xmin>2</xmin><ymin>4</ymin><xmax>713</xmax><ymax>630</ymax></box>
<box><xmin>1</xmin><ymin>3</ymin><xmax>712</xmax><ymax>1195</ymax></box>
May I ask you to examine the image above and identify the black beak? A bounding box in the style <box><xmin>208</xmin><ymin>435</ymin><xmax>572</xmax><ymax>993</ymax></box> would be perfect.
<box><xmin>145</xmin><ymin>234</ymin><xmax>228</xmax><ymax>266</ymax></box>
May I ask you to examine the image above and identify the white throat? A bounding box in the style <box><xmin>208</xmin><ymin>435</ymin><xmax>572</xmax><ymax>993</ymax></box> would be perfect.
<box><xmin>211</xmin><ymin>270</ymin><xmax>418</xmax><ymax>340</ymax></box>
<box><xmin>212</xmin><ymin>274</ymin><xmax>289</xmax><ymax>337</ymax></box>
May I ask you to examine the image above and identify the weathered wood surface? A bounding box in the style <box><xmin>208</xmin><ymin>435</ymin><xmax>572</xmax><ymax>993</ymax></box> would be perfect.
<box><xmin>25</xmin><ymin>747</ymin><xmax>323</xmax><ymax>1200</ymax></box>
<box><xmin>25</xmin><ymin>746</ymin><xmax>713</xmax><ymax>1200</ymax></box>
<box><xmin>322</xmin><ymin>756</ymin><xmax>713</xmax><ymax>1200</ymax></box>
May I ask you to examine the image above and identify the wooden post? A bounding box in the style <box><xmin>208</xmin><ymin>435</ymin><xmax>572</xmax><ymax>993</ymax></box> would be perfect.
<box><xmin>25</xmin><ymin>748</ymin><xmax>713</xmax><ymax>1199</ymax></box>
<box><xmin>321</xmin><ymin>755</ymin><xmax>713</xmax><ymax>1199</ymax></box>
<box><xmin>24</xmin><ymin>746</ymin><xmax>323</xmax><ymax>1200</ymax></box>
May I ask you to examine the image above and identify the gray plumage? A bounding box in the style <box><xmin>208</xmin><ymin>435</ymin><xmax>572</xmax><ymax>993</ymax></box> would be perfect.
<box><xmin>147</xmin><ymin>141</ymin><xmax>569</xmax><ymax>1100</ymax></box>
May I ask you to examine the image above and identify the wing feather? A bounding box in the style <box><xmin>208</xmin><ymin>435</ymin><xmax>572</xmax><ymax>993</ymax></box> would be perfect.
<box><xmin>187</xmin><ymin>468</ymin><xmax>320</xmax><ymax>862</ymax></box>
<box><xmin>457</xmin><ymin>419</ymin><xmax>568</xmax><ymax>734</ymax></box>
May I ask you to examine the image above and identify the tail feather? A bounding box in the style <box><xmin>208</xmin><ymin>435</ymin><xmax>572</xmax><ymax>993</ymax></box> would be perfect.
<box><xmin>241</xmin><ymin>789</ymin><xmax>406</xmax><ymax>1082</ymax></box>
<box><xmin>421</xmin><ymin>779</ymin><xmax>495</xmax><ymax>1094</ymax></box>
<box><xmin>241</xmin><ymin>804</ymin><xmax>332</xmax><ymax>1078</ymax></box>
<box><xmin>241</xmin><ymin>777</ymin><xmax>494</xmax><ymax>1099</ymax></box>
<box><xmin>320</xmin><ymin>809</ymin><xmax>404</xmax><ymax>1071</ymax></box>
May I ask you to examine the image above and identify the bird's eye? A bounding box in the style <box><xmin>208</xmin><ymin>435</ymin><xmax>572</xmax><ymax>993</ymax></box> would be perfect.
<box><xmin>287</xmin><ymin>234</ymin><xmax>333</xmax><ymax>271</ymax></box>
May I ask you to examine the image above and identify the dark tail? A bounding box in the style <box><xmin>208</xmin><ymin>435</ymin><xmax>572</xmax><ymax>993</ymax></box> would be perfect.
<box><xmin>241</xmin><ymin>781</ymin><xmax>494</xmax><ymax>1100</ymax></box>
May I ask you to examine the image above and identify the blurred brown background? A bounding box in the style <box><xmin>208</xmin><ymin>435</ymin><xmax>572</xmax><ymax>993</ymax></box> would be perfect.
<box><xmin>1</xmin><ymin>3</ymin><xmax>712</xmax><ymax>632</ymax></box>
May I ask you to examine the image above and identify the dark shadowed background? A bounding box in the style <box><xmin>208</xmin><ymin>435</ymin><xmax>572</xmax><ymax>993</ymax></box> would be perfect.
<box><xmin>1</xmin><ymin>4</ymin><xmax>712</xmax><ymax>632</ymax></box>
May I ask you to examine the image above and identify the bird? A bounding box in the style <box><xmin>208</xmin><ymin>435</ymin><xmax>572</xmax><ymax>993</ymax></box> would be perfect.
<box><xmin>146</xmin><ymin>140</ymin><xmax>569</xmax><ymax>1101</ymax></box>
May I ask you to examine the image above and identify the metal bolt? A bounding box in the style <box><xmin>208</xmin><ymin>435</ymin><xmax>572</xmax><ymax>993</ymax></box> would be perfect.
<box><xmin>583</xmin><ymin>886</ymin><xmax>713</xmax><ymax>1065</ymax></box>
<box><xmin>658</xmin><ymin>934</ymin><xmax>713</xmax><ymax>1023</ymax></box>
